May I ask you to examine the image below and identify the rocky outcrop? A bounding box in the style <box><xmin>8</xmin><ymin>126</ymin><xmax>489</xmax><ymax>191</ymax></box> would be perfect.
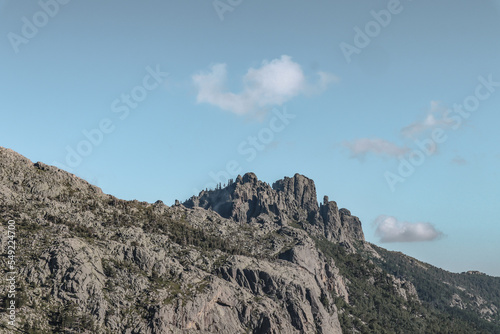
<box><xmin>215</xmin><ymin>256</ymin><xmax>342</xmax><ymax>334</ymax></box>
<box><xmin>184</xmin><ymin>173</ymin><xmax>364</xmax><ymax>247</ymax></box>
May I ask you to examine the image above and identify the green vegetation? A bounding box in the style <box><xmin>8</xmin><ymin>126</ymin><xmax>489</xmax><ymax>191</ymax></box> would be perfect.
<box><xmin>315</xmin><ymin>237</ymin><xmax>499</xmax><ymax>333</ymax></box>
<box><xmin>49</xmin><ymin>302</ymin><xmax>97</xmax><ymax>332</ymax></box>
<box><xmin>45</xmin><ymin>213</ymin><xmax>97</xmax><ymax>240</ymax></box>
<box><xmin>143</xmin><ymin>213</ymin><xmax>252</xmax><ymax>257</ymax></box>
<box><xmin>288</xmin><ymin>220</ymin><xmax>303</xmax><ymax>230</ymax></box>
<box><xmin>102</xmin><ymin>259</ymin><xmax>117</xmax><ymax>278</ymax></box>
<box><xmin>370</xmin><ymin>244</ymin><xmax>500</xmax><ymax>333</ymax></box>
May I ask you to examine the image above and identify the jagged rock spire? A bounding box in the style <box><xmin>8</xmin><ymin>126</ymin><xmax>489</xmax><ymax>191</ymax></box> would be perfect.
<box><xmin>184</xmin><ymin>172</ymin><xmax>364</xmax><ymax>245</ymax></box>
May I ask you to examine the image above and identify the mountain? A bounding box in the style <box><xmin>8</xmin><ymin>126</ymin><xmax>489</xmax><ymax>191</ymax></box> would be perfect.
<box><xmin>0</xmin><ymin>146</ymin><xmax>499</xmax><ymax>333</ymax></box>
<box><xmin>183</xmin><ymin>172</ymin><xmax>364</xmax><ymax>248</ymax></box>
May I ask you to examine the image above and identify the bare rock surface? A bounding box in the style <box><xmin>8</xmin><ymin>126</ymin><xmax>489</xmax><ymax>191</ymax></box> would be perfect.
<box><xmin>184</xmin><ymin>172</ymin><xmax>365</xmax><ymax>249</ymax></box>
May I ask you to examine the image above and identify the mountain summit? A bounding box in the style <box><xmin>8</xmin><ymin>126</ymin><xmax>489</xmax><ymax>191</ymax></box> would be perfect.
<box><xmin>0</xmin><ymin>147</ymin><xmax>499</xmax><ymax>333</ymax></box>
<box><xmin>184</xmin><ymin>172</ymin><xmax>364</xmax><ymax>248</ymax></box>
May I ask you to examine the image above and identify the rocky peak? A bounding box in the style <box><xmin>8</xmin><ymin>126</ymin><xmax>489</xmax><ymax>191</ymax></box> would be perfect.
<box><xmin>272</xmin><ymin>173</ymin><xmax>319</xmax><ymax>213</ymax></box>
<box><xmin>184</xmin><ymin>172</ymin><xmax>365</xmax><ymax>246</ymax></box>
<box><xmin>241</xmin><ymin>172</ymin><xmax>258</xmax><ymax>184</ymax></box>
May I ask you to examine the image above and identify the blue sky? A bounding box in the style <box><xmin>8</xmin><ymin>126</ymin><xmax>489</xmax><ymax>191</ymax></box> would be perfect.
<box><xmin>1</xmin><ymin>0</ymin><xmax>500</xmax><ymax>276</ymax></box>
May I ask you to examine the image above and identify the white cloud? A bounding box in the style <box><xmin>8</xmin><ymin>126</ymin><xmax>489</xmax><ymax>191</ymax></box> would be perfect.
<box><xmin>193</xmin><ymin>55</ymin><xmax>337</xmax><ymax>115</ymax></box>
<box><xmin>344</xmin><ymin>138</ymin><xmax>408</xmax><ymax>159</ymax></box>
<box><xmin>374</xmin><ymin>215</ymin><xmax>443</xmax><ymax>243</ymax></box>
<box><xmin>344</xmin><ymin>101</ymin><xmax>458</xmax><ymax>162</ymax></box>
<box><xmin>401</xmin><ymin>101</ymin><xmax>453</xmax><ymax>138</ymax></box>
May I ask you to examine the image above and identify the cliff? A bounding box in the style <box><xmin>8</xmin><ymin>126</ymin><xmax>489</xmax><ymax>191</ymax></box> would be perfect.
<box><xmin>184</xmin><ymin>172</ymin><xmax>364</xmax><ymax>248</ymax></box>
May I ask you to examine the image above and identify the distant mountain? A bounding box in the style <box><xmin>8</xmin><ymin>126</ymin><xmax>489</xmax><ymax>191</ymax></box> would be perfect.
<box><xmin>0</xmin><ymin>147</ymin><xmax>499</xmax><ymax>333</ymax></box>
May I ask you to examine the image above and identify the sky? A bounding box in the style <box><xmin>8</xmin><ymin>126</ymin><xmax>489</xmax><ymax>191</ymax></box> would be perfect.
<box><xmin>1</xmin><ymin>0</ymin><xmax>500</xmax><ymax>276</ymax></box>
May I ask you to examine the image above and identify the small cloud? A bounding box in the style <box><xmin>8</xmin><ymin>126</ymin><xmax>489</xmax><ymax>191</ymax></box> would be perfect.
<box><xmin>401</xmin><ymin>101</ymin><xmax>453</xmax><ymax>138</ymax></box>
<box><xmin>374</xmin><ymin>215</ymin><xmax>444</xmax><ymax>243</ymax></box>
<box><xmin>193</xmin><ymin>55</ymin><xmax>337</xmax><ymax>116</ymax></box>
<box><xmin>451</xmin><ymin>156</ymin><xmax>467</xmax><ymax>165</ymax></box>
<box><xmin>311</xmin><ymin>71</ymin><xmax>340</xmax><ymax>93</ymax></box>
<box><xmin>344</xmin><ymin>138</ymin><xmax>408</xmax><ymax>159</ymax></box>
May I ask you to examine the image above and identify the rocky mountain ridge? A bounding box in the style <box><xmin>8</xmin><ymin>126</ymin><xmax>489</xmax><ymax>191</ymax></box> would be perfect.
<box><xmin>184</xmin><ymin>172</ymin><xmax>364</xmax><ymax>248</ymax></box>
<box><xmin>0</xmin><ymin>146</ymin><xmax>499</xmax><ymax>333</ymax></box>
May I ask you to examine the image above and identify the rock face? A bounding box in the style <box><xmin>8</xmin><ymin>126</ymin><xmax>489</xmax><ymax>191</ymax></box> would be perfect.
<box><xmin>1</xmin><ymin>147</ymin><xmax>498</xmax><ymax>334</ymax></box>
<box><xmin>184</xmin><ymin>172</ymin><xmax>364</xmax><ymax>248</ymax></box>
<box><xmin>0</xmin><ymin>148</ymin><xmax>346</xmax><ymax>333</ymax></box>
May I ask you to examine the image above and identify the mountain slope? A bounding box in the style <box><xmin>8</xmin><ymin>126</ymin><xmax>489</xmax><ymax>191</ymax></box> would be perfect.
<box><xmin>369</xmin><ymin>245</ymin><xmax>500</xmax><ymax>332</ymax></box>
<box><xmin>0</xmin><ymin>147</ymin><xmax>499</xmax><ymax>333</ymax></box>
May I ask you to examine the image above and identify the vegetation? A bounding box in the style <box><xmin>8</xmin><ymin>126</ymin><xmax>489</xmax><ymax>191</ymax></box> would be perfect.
<box><xmin>288</xmin><ymin>219</ymin><xmax>303</xmax><ymax>230</ymax></box>
<box><xmin>369</xmin><ymin>244</ymin><xmax>500</xmax><ymax>333</ymax></box>
<box><xmin>315</xmin><ymin>237</ymin><xmax>499</xmax><ymax>333</ymax></box>
<box><xmin>143</xmin><ymin>213</ymin><xmax>252</xmax><ymax>257</ymax></box>
<box><xmin>49</xmin><ymin>302</ymin><xmax>97</xmax><ymax>332</ymax></box>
